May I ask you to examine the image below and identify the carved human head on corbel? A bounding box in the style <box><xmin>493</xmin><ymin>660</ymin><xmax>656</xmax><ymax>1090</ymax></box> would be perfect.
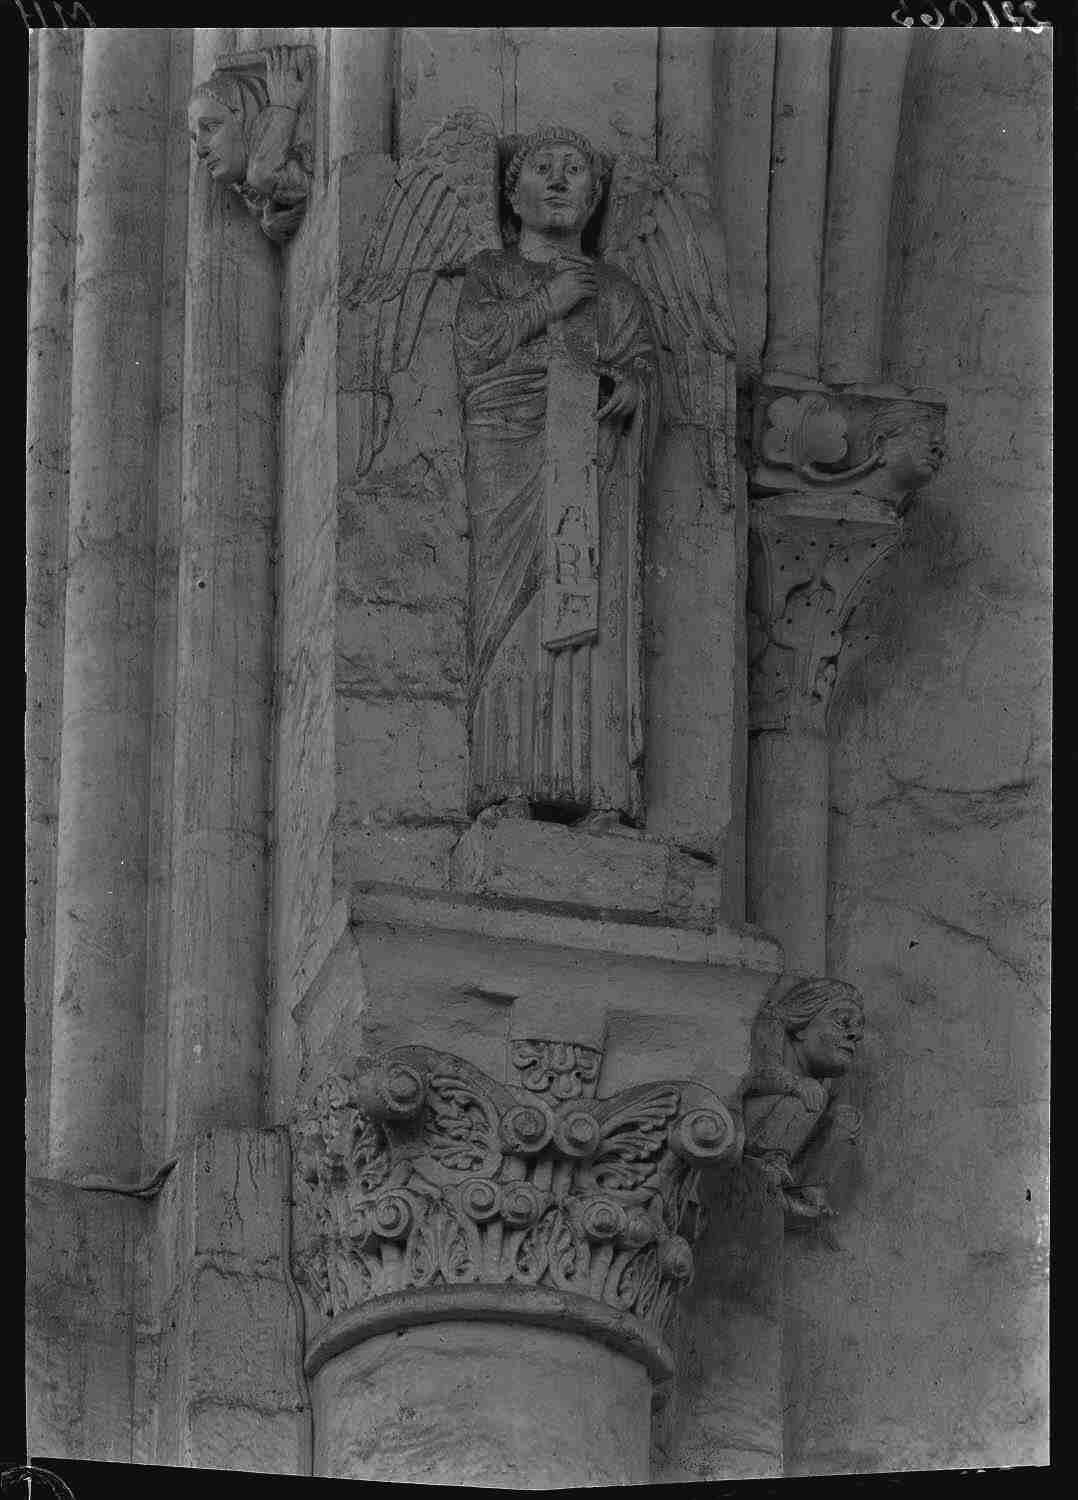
<box><xmin>753</xmin><ymin>976</ymin><xmax>866</xmax><ymax>1082</ymax></box>
<box><xmin>504</xmin><ymin>124</ymin><xmax>608</xmax><ymax>236</ymax></box>
<box><xmin>866</xmin><ymin>402</ymin><xmax>946</xmax><ymax>507</ymax></box>
<box><xmin>187</xmin><ymin>73</ymin><xmax>262</xmax><ymax>186</ymax></box>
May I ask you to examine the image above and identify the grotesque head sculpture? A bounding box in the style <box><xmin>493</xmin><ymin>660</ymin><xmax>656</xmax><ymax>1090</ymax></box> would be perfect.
<box><xmin>505</xmin><ymin>125</ymin><xmax>607</xmax><ymax>235</ymax></box>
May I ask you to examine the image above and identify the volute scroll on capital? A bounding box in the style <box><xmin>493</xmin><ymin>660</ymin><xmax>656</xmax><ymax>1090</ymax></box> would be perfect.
<box><xmin>187</xmin><ymin>45</ymin><xmax>314</xmax><ymax>243</ymax></box>
<box><xmin>290</xmin><ymin>1043</ymin><xmax>743</xmax><ymax>1376</ymax></box>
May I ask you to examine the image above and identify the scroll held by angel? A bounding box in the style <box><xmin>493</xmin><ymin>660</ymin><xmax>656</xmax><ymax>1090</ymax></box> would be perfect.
<box><xmin>346</xmin><ymin>112</ymin><xmax>736</xmax><ymax>826</ymax></box>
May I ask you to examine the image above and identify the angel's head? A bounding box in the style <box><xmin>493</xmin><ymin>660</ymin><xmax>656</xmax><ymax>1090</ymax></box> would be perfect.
<box><xmin>505</xmin><ymin>125</ymin><xmax>607</xmax><ymax>236</ymax></box>
<box><xmin>188</xmin><ymin>70</ymin><xmax>268</xmax><ymax>185</ymax></box>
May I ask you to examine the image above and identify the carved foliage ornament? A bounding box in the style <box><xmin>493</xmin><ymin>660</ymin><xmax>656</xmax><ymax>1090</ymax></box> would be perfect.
<box><xmin>291</xmin><ymin>1045</ymin><xmax>740</xmax><ymax>1343</ymax></box>
<box><xmin>187</xmin><ymin>46</ymin><xmax>314</xmax><ymax>243</ymax></box>
<box><xmin>748</xmin><ymin>384</ymin><xmax>946</xmax><ymax>734</ymax></box>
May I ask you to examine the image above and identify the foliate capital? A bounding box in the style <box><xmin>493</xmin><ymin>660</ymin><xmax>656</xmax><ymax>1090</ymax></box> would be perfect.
<box><xmin>291</xmin><ymin>1043</ymin><xmax>741</xmax><ymax>1376</ymax></box>
<box><xmin>747</xmin><ymin>379</ymin><xmax>946</xmax><ymax>734</ymax></box>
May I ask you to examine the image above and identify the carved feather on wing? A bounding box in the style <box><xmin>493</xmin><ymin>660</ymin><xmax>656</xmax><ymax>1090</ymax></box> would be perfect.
<box><xmin>599</xmin><ymin>156</ymin><xmax>737</xmax><ymax>492</ymax></box>
<box><xmin>345</xmin><ymin>109</ymin><xmax>504</xmax><ymax>478</ymax></box>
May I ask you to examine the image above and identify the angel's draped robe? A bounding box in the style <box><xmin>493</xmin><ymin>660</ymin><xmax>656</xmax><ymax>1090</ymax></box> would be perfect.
<box><xmin>454</xmin><ymin>248</ymin><xmax>660</xmax><ymax>820</ymax></box>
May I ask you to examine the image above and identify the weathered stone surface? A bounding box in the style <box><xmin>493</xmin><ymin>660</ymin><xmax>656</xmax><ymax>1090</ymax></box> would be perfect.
<box><xmin>165</xmin><ymin>28</ymin><xmax>279</xmax><ymax>1157</ymax></box>
<box><xmin>712</xmin><ymin>27</ymin><xmax>774</xmax><ymax>376</ymax></box>
<box><xmin>399</xmin><ymin>27</ymin><xmax>657</xmax><ymax>159</ymax></box>
<box><xmin>779</xmin><ymin>26</ymin><xmax>1050</xmax><ymax>1477</ymax></box>
<box><xmin>25</xmin><ymin>23</ymin><xmax>1050</xmax><ymax>1491</ymax></box>
<box><xmin>49</xmin><ymin>28</ymin><xmax>170</xmax><ymax>1183</ymax></box>
<box><xmin>653</xmin><ymin>1164</ymin><xmax>784</xmax><ymax>1482</ymax></box>
<box><xmin>313</xmin><ymin>1321</ymin><xmax>651</xmax><ymax>1486</ymax></box>
<box><xmin>763</xmin><ymin>28</ymin><xmax>831</xmax><ymax>380</ymax></box>
<box><xmin>153</xmin><ymin>1130</ymin><xmax>307</xmax><ymax>1473</ymax></box>
<box><xmin>26</xmin><ymin>1180</ymin><xmax>145</xmax><ymax>1463</ymax></box>
<box><xmin>450</xmin><ymin>817</ymin><xmax>722</xmax><ymax>928</ymax></box>
<box><xmin>26</xmin><ymin>27</ymin><xmax>81</xmax><ymax>1177</ymax></box>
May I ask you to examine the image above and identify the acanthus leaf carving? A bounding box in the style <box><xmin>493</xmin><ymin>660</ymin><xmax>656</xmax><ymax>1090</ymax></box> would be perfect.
<box><xmin>291</xmin><ymin>1044</ymin><xmax>740</xmax><ymax>1350</ymax></box>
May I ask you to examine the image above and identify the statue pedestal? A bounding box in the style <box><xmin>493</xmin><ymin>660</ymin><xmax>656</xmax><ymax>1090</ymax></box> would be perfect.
<box><xmin>450</xmin><ymin>816</ymin><xmax>722</xmax><ymax>930</ymax></box>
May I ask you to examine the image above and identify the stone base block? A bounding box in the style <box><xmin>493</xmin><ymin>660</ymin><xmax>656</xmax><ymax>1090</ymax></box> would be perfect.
<box><xmin>449</xmin><ymin>816</ymin><xmax>723</xmax><ymax>929</ymax></box>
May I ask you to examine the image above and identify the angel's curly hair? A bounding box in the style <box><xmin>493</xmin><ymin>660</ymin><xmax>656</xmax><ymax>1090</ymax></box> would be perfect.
<box><xmin>750</xmin><ymin>977</ymin><xmax>865</xmax><ymax>1072</ymax></box>
<box><xmin>504</xmin><ymin>124</ymin><xmax>609</xmax><ymax>213</ymax></box>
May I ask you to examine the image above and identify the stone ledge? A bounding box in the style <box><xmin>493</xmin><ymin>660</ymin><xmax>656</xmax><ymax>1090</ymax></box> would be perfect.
<box><xmin>449</xmin><ymin>816</ymin><xmax>723</xmax><ymax>930</ymax></box>
<box><xmin>304</xmin><ymin>1283</ymin><xmax>675</xmax><ymax>1384</ymax></box>
<box><xmin>349</xmin><ymin>883</ymin><xmax>784</xmax><ymax>974</ymax></box>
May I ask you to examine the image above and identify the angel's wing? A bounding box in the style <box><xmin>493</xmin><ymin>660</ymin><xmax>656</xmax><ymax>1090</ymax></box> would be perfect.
<box><xmin>345</xmin><ymin>110</ymin><xmax>504</xmax><ymax>478</ymax></box>
<box><xmin>598</xmin><ymin>156</ymin><xmax>737</xmax><ymax>493</ymax></box>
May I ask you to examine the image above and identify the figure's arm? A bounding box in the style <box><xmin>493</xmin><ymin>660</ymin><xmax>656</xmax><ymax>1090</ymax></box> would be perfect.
<box><xmin>245</xmin><ymin>47</ymin><xmax>311</xmax><ymax>199</ymax></box>
<box><xmin>596</xmin><ymin>276</ymin><xmax>660</xmax><ymax>423</ymax></box>
<box><xmin>454</xmin><ymin>259</ymin><xmax>553</xmax><ymax>374</ymax></box>
<box><xmin>742</xmin><ymin>1064</ymin><xmax>830</xmax><ymax>1113</ymax></box>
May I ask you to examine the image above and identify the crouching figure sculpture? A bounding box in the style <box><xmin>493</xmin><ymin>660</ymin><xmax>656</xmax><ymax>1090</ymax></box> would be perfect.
<box><xmin>741</xmin><ymin>977</ymin><xmax>866</xmax><ymax>1227</ymax></box>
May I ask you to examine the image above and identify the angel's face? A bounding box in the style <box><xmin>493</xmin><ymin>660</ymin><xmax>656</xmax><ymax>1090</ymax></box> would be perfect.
<box><xmin>512</xmin><ymin>143</ymin><xmax>595</xmax><ymax>234</ymax></box>
<box><xmin>188</xmin><ymin>95</ymin><xmax>246</xmax><ymax>185</ymax></box>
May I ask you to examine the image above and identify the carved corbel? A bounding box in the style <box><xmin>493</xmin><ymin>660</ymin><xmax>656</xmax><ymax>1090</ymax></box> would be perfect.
<box><xmin>741</xmin><ymin>976</ymin><xmax>866</xmax><ymax>1231</ymax></box>
<box><xmin>748</xmin><ymin>379</ymin><xmax>946</xmax><ymax>734</ymax></box>
<box><xmin>291</xmin><ymin>1042</ymin><xmax>742</xmax><ymax>1383</ymax></box>
<box><xmin>187</xmin><ymin>44</ymin><xmax>315</xmax><ymax>243</ymax></box>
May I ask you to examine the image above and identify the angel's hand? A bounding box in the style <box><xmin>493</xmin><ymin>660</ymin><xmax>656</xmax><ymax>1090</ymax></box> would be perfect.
<box><xmin>596</xmin><ymin>375</ymin><xmax>639</xmax><ymax>424</ymax></box>
<box><xmin>265</xmin><ymin>46</ymin><xmax>310</xmax><ymax>111</ymax></box>
<box><xmin>546</xmin><ymin>265</ymin><xmax>597</xmax><ymax>320</ymax></box>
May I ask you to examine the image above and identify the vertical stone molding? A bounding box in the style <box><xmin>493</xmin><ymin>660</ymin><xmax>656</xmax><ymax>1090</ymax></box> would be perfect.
<box><xmin>165</xmin><ymin>29</ymin><xmax>279</xmax><ymax>1154</ymax></box>
<box><xmin>291</xmin><ymin>1044</ymin><xmax>741</xmax><ymax>1485</ymax></box>
<box><xmin>711</xmin><ymin>27</ymin><xmax>775</xmax><ymax>378</ymax></box>
<box><xmin>153</xmin><ymin>1129</ymin><xmax>309</xmax><ymax>1473</ymax></box>
<box><xmin>327</xmin><ymin>27</ymin><xmax>394</xmax><ymax>166</ymax></box>
<box><xmin>26</xmin><ymin>28</ymin><xmax>82</xmax><ymax>1176</ymax></box>
<box><xmin>746</xmin><ymin>382</ymin><xmax>946</xmax><ymax>974</ymax></box>
<box><xmin>821</xmin><ymin>28</ymin><xmax>914</xmax><ymax>386</ymax></box>
<box><xmin>762</xmin><ymin>27</ymin><xmax>832</xmax><ymax>381</ymax></box>
<box><xmin>48</xmin><ymin>30</ymin><xmax>171</xmax><ymax>1183</ymax></box>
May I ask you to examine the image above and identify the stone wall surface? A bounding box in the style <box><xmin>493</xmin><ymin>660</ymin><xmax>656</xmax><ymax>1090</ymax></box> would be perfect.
<box><xmin>26</xmin><ymin>1181</ymin><xmax>149</xmax><ymax>1463</ymax></box>
<box><xmin>782</xmin><ymin>27</ymin><xmax>1050</xmax><ymax>1477</ymax></box>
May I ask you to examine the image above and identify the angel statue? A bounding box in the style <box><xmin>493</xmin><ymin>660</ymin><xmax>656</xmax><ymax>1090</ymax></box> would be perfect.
<box><xmin>740</xmin><ymin>977</ymin><xmax>866</xmax><ymax>1228</ymax></box>
<box><xmin>187</xmin><ymin>46</ymin><xmax>314</xmax><ymax>244</ymax></box>
<box><xmin>347</xmin><ymin>112</ymin><xmax>735</xmax><ymax>825</ymax></box>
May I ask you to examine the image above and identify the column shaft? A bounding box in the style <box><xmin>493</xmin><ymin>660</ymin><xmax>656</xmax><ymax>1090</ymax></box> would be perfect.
<box><xmin>165</xmin><ymin>28</ymin><xmax>279</xmax><ymax>1151</ymax></box>
<box><xmin>328</xmin><ymin>27</ymin><xmax>394</xmax><ymax>165</ymax></box>
<box><xmin>26</xmin><ymin>29</ymin><xmax>81</xmax><ymax>1177</ymax></box>
<box><xmin>313</xmin><ymin>1323</ymin><xmax>651</xmax><ymax>1486</ymax></box>
<box><xmin>48</xmin><ymin>29</ymin><xmax>170</xmax><ymax>1181</ymax></box>
<box><xmin>712</xmin><ymin>26</ymin><xmax>775</xmax><ymax>377</ymax></box>
<box><xmin>747</xmin><ymin>727</ymin><xmax>829</xmax><ymax>977</ymax></box>
<box><xmin>763</xmin><ymin>27</ymin><xmax>832</xmax><ymax>380</ymax></box>
<box><xmin>821</xmin><ymin>27</ymin><xmax>913</xmax><ymax>385</ymax></box>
